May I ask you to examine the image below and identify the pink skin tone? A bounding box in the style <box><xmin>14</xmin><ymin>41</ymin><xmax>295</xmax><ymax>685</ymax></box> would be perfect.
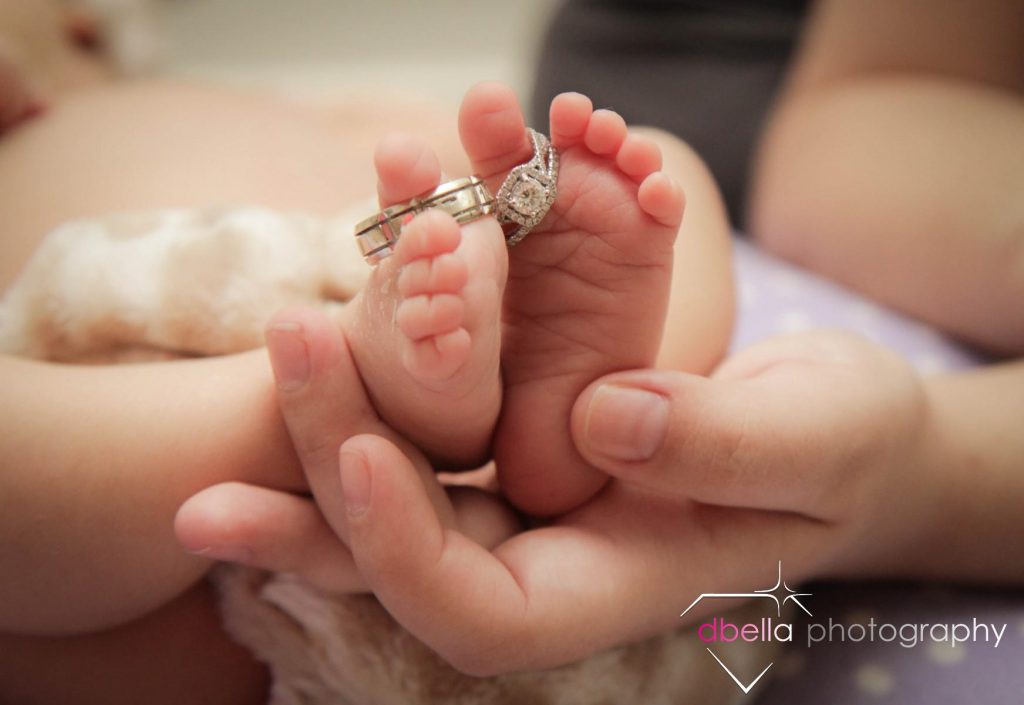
<box><xmin>173</xmin><ymin>77</ymin><xmax>1024</xmax><ymax>677</ymax></box>
<box><xmin>2</xmin><ymin>0</ymin><xmax>1009</xmax><ymax>692</ymax></box>
<box><xmin>343</xmin><ymin>133</ymin><xmax>506</xmax><ymax>469</ymax></box>
<box><xmin>346</xmin><ymin>83</ymin><xmax>684</xmax><ymax>517</ymax></box>
<box><xmin>181</xmin><ymin>316</ymin><xmax>946</xmax><ymax>676</ymax></box>
<box><xmin>393</xmin><ymin>216</ymin><xmax>476</xmax><ymax>382</ymax></box>
<box><xmin>177</xmin><ymin>82</ymin><xmax>688</xmax><ymax>585</ymax></box>
<box><xmin>178</xmin><ymin>306</ymin><xmax>520</xmax><ymax>595</ymax></box>
<box><xmin>458</xmin><ymin>84</ymin><xmax>685</xmax><ymax>516</ymax></box>
<box><xmin>7</xmin><ymin>0</ymin><xmax>1019</xmax><ymax>695</ymax></box>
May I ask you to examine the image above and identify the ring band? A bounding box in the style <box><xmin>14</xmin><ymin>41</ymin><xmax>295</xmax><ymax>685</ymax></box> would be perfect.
<box><xmin>495</xmin><ymin>128</ymin><xmax>559</xmax><ymax>246</ymax></box>
<box><xmin>354</xmin><ymin>176</ymin><xmax>495</xmax><ymax>264</ymax></box>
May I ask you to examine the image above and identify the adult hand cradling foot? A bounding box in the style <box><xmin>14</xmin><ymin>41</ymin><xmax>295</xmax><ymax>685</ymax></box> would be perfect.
<box><xmin>3</xmin><ymin>0</ymin><xmax>1023</xmax><ymax>698</ymax></box>
<box><xmin>172</xmin><ymin>81</ymin><xmax>1024</xmax><ymax>680</ymax></box>
<box><xmin>174</xmin><ymin>319</ymin><xmax>925</xmax><ymax>674</ymax></box>
<box><xmin>175</xmin><ymin>307</ymin><xmax>522</xmax><ymax>595</ymax></box>
<box><xmin>177</xmin><ymin>317</ymin><xmax>1024</xmax><ymax>676</ymax></box>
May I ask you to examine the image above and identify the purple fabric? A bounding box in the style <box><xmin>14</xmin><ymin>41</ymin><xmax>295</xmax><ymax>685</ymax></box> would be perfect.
<box><xmin>730</xmin><ymin>238</ymin><xmax>982</xmax><ymax>371</ymax></box>
<box><xmin>727</xmin><ymin>239</ymin><xmax>1023</xmax><ymax>703</ymax></box>
<box><xmin>755</xmin><ymin>583</ymin><xmax>1024</xmax><ymax>705</ymax></box>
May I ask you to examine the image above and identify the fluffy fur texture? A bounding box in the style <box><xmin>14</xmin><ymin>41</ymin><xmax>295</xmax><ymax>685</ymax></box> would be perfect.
<box><xmin>0</xmin><ymin>206</ymin><xmax>777</xmax><ymax>704</ymax></box>
<box><xmin>0</xmin><ymin>206</ymin><xmax>369</xmax><ymax>362</ymax></box>
<box><xmin>217</xmin><ymin>566</ymin><xmax>759</xmax><ymax>705</ymax></box>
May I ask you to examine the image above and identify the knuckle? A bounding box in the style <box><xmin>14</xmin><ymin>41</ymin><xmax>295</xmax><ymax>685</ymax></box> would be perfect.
<box><xmin>678</xmin><ymin>403</ymin><xmax>754</xmax><ymax>492</ymax></box>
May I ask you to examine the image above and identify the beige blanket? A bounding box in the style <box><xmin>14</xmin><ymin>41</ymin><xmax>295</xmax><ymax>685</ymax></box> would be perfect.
<box><xmin>0</xmin><ymin>205</ymin><xmax>772</xmax><ymax>704</ymax></box>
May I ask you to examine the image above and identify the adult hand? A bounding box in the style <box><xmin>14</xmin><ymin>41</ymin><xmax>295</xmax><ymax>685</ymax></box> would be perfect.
<box><xmin>334</xmin><ymin>330</ymin><xmax>941</xmax><ymax>676</ymax></box>
<box><xmin>181</xmin><ymin>324</ymin><xmax>937</xmax><ymax>676</ymax></box>
<box><xmin>174</xmin><ymin>307</ymin><xmax>520</xmax><ymax>593</ymax></box>
<box><xmin>570</xmin><ymin>330</ymin><xmax>939</xmax><ymax>576</ymax></box>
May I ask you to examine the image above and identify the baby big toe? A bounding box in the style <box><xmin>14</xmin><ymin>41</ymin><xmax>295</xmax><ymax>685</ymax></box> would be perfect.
<box><xmin>374</xmin><ymin>132</ymin><xmax>444</xmax><ymax>206</ymax></box>
<box><xmin>402</xmin><ymin>328</ymin><xmax>472</xmax><ymax>382</ymax></box>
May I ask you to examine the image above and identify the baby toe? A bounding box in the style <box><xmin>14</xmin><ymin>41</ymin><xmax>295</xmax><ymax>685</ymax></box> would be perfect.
<box><xmin>583</xmin><ymin>109</ymin><xmax>628</xmax><ymax>156</ymax></box>
<box><xmin>374</xmin><ymin>132</ymin><xmax>443</xmax><ymax>207</ymax></box>
<box><xmin>393</xmin><ymin>210</ymin><xmax>462</xmax><ymax>266</ymax></box>
<box><xmin>397</xmin><ymin>293</ymin><xmax>464</xmax><ymax>341</ymax></box>
<box><xmin>458</xmin><ymin>81</ymin><xmax>533</xmax><ymax>183</ymax></box>
<box><xmin>549</xmin><ymin>92</ymin><xmax>593</xmax><ymax>149</ymax></box>
<box><xmin>616</xmin><ymin>133</ymin><xmax>663</xmax><ymax>183</ymax></box>
<box><xmin>637</xmin><ymin>172</ymin><xmax>686</xmax><ymax>229</ymax></box>
<box><xmin>398</xmin><ymin>253</ymin><xmax>468</xmax><ymax>298</ymax></box>
<box><xmin>402</xmin><ymin>329</ymin><xmax>471</xmax><ymax>382</ymax></box>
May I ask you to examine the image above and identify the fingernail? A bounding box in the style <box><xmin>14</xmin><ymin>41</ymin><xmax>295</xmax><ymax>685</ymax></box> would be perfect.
<box><xmin>584</xmin><ymin>385</ymin><xmax>669</xmax><ymax>462</ymax></box>
<box><xmin>188</xmin><ymin>545</ymin><xmax>253</xmax><ymax>563</ymax></box>
<box><xmin>340</xmin><ymin>451</ymin><xmax>371</xmax><ymax>517</ymax></box>
<box><xmin>266</xmin><ymin>321</ymin><xmax>309</xmax><ymax>391</ymax></box>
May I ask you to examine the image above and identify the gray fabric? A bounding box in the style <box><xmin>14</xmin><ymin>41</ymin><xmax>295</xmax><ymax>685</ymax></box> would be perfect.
<box><xmin>531</xmin><ymin>0</ymin><xmax>807</xmax><ymax>225</ymax></box>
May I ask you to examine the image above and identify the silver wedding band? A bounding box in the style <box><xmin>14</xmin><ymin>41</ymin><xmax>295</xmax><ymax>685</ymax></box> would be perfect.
<box><xmin>354</xmin><ymin>176</ymin><xmax>495</xmax><ymax>264</ymax></box>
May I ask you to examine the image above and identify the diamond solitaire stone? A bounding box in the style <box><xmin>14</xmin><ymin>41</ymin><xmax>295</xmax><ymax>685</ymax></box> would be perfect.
<box><xmin>510</xmin><ymin>178</ymin><xmax>545</xmax><ymax>215</ymax></box>
<box><xmin>495</xmin><ymin>128</ymin><xmax>559</xmax><ymax>246</ymax></box>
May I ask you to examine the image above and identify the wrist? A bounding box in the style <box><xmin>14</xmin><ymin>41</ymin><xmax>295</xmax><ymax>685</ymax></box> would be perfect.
<box><xmin>906</xmin><ymin>369</ymin><xmax>1024</xmax><ymax>583</ymax></box>
<box><xmin>841</xmin><ymin>367</ymin><xmax>1024</xmax><ymax>583</ymax></box>
<box><xmin>817</xmin><ymin>371</ymin><xmax>940</xmax><ymax>580</ymax></box>
<box><xmin>868</xmin><ymin>378</ymin><xmax>962</xmax><ymax>577</ymax></box>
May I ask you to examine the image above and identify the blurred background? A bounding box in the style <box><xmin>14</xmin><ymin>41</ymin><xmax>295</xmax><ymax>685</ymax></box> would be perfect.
<box><xmin>160</xmin><ymin>0</ymin><xmax>554</xmax><ymax>108</ymax></box>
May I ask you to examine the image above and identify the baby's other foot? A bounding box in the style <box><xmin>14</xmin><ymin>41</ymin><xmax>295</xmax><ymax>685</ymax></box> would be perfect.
<box><xmin>345</xmin><ymin>133</ymin><xmax>507</xmax><ymax>468</ymax></box>
<box><xmin>459</xmin><ymin>83</ymin><xmax>685</xmax><ymax>515</ymax></box>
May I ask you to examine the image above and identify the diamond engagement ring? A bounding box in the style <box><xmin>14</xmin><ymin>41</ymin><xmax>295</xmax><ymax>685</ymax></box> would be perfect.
<box><xmin>496</xmin><ymin>128</ymin><xmax>559</xmax><ymax>246</ymax></box>
<box><xmin>354</xmin><ymin>176</ymin><xmax>495</xmax><ymax>264</ymax></box>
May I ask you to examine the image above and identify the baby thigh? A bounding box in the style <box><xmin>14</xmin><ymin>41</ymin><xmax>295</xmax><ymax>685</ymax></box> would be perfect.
<box><xmin>634</xmin><ymin>127</ymin><xmax>736</xmax><ymax>374</ymax></box>
<box><xmin>0</xmin><ymin>579</ymin><xmax>268</xmax><ymax>705</ymax></box>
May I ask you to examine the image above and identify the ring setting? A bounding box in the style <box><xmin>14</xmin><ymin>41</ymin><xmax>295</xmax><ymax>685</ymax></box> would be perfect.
<box><xmin>495</xmin><ymin>128</ymin><xmax>559</xmax><ymax>246</ymax></box>
<box><xmin>353</xmin><ymin>129</ymin><xmax>559</xmax><ymax>262</ymax></box>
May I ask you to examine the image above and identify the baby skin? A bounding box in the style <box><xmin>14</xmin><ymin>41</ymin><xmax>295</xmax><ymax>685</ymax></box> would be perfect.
<box><xmin>343</xmin><ymin>133</ymin><xmax>507</xmax><ymax>469</ymax></box>
<box><xmin>345</xmin><ymin>83</ymin><xmax>684</xmax><ymax>515</ymax></box>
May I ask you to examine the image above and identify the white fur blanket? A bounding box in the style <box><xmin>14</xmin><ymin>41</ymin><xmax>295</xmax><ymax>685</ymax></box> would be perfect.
<box><xmin>0</xmin><ymin>205</ymin><xmax>773</xmax><ymax>704</ymax></box>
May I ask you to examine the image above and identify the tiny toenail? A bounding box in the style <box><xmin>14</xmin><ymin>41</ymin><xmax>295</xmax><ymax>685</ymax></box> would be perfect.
<box><xmin>266</xmin><ymin>321</ymin><xmax>310</xmax><ymax>391</ymax></box>
<box><xmin>584</xmin><ymin>385</ymin><xmax>669</xmax><ymax>462</ymax></box>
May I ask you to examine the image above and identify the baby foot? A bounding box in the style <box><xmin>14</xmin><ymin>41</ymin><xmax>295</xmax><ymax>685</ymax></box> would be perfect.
<box><xmin>459</xmin><ymin>83</ymin><xmax>685</xmax><ymax>515</ymax></box>
<box><xmin>344</xmin><ymin>133</ymin><xmax>507</xmax><ymax>468</ymax></box>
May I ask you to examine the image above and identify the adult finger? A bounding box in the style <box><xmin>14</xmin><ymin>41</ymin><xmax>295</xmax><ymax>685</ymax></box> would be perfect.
<box><xmin>174</xmin><ymin>482</ymin><xmax>367</xmax><ymax>593</ymax></box>
<box><xmin>173</xmin><ymin>481</ymin><xmax>519</xmax><ymax>595</ymax></box>
<box><xmin>568</xmin><ymin>348</ymin><xmax>882</xmax><ymax>516</ymax></box>
<box><xmin>264</xmin><ymin>306</ymin><xmax>455</xmax><ymax>541</ymax></box>
<box><xmin>338</xmin><ymin>432</ymin><xmax>829</xmax><ymax>676</ymax></box>
<box><xmin>337</xmin><ymin>433</ymin><xmax>531</xmax><ymax>675</ymax></box>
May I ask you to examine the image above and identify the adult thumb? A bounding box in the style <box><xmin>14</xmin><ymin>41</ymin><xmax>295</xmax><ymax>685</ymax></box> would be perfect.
<box><xmin>569</xmin><ymin>368</ymin><xmax>831</xmax><ymax>513</ymax></box>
